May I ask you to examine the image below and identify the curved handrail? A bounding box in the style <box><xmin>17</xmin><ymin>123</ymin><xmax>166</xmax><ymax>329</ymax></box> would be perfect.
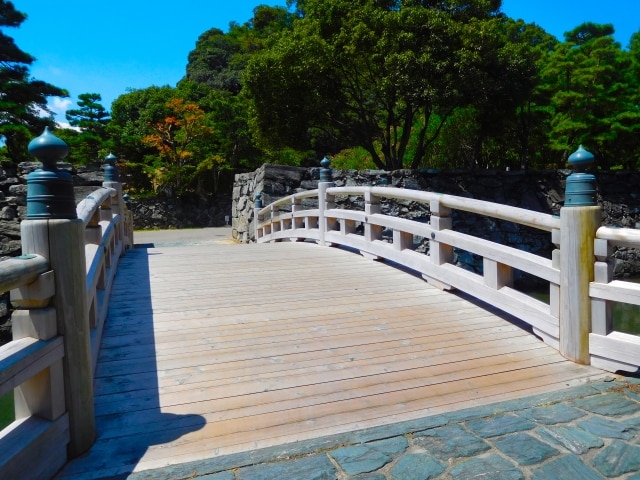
<box><xmin>76</xmin><ymin>187</ymin><xmax>116</xmax><ymax>226</ymax></box>
<box><xmin>325</xmin><ymin>186</ymin><xmax>560</xmax><ymax>231</ymax></box>
<box><xmin>256</xmin><ymin>182</ymin><xmax>640</xmax><ymax>374</ymax></box>
<box><xmin>589</xmin><ymin>224</ymin><xmax>640</xmax><ymax>371</ymax></box>
<box><xmin>0</xmin><ymin>255</ymin><xmax>49</xmax><ymax>293</ymax></box>
<box><xmin>258</xmin><ymin>189</ymin><xmax>319</xmax><ymax>217</ymax></box>
<box><xmin>596</xmin><ymin>225</ymin><xmax>640</xmax><ymax>248</ymax></box>
<box><xmin>256</xmin><ymin>185</ymin><xmax>560</xmax><ymax>348</ymax></box>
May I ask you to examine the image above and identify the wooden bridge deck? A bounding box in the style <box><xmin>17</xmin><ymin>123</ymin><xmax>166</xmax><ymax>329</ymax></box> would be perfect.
<box><xmin>58</xmin><ymin>241</ymin><xmax>606</xmax><ymax>479</ymax></box>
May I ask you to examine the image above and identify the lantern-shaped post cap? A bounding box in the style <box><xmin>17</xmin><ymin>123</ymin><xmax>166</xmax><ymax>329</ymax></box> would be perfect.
<box><xmin>568</xmin><ymin>145</ymin><xmax>594</xmax><ymax>172</ymax></box>
<box><xmin>25</xmin><ymin>127</ymin><xmax>76</xmax><ymax>219</ymax></box>
<box><xmin>27</xmin><ymin>127</ymin><xmax>69</xmax><ymax>169</ymax></box>
<box><xmin>103</xmin><ymin>152</ymin><xmax>120</xmax><ymax>182</ymax></box>
<box><xmin>319</xmin><ymin>156</ymin><xmax>332</xmax><ymax>182</ymax></box>
<box><xmin>564</xmin><ymin>144</ymin><xmax>597</xmax><ymax>207</ymax></box>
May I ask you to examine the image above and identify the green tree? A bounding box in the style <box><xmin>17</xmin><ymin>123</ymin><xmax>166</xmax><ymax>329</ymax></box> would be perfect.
<box><xmin>184</xmin><ymin>6</ymin><xmax>294</xmax><ymax>95</ymax></box>
<box><xmin>539</xmin><ymin>22</ymin><xmax>640</xmax><ymax>168</ymax></box>
<box><xmin>65</xmin><ymin>93</ymin><xmax>110</xmax><ymax>164</ymax></box>
<box><xmin>185</xmin><ymin>28</ymin><xmax>243</xmax><ymax>94</ymax></box>
<box><xmin>244</xmin><ymin>0</ymin><xmax>533</xmax><ymax>170</ymax></box>
<box><xmin>0</xmin><ymin>0</ymin><xmax>67</xmax><ymax>162</ymax></box>
<box><xmin>141</xmin><ymin>98</ymin><xmax>216</xmax><ymax>196</ymax></box>
<box><xmin>107</xmin><ymin>86</ymin><xmax>176</xmax><ymax>192</ymax></box>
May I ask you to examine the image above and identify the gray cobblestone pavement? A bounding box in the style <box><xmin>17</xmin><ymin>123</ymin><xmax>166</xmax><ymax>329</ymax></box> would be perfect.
<box><xmin>134</xmin><ymin>375</ymin><xmax>640</xmax><ymax>479</ymax></box>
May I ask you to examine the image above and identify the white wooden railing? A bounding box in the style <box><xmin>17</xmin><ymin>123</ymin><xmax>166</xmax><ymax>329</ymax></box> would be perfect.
<box><xmin>590</xmin><ymin>227</ymin><xmax>640</xmax><ymax>372</ymax></box>
<box><xmin>255</xmin><ymin>182</ymin><xmax>640</xmax><ymax>374</ymax></box>
<box><xmin>0</xmin><ymin>180</ymin><xmax>132</xmax><ymax>479</ymax></box>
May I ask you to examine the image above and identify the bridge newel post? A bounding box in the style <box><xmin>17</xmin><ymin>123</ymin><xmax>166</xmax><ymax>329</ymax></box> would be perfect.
<box><xmin>254</xmin><ymin>191</ymin><xmax>263</xmax><ymax>242</ymax></box>
<box><xmin>559</xmin><ymin>145</ymin><xmax>601</xmax><ymax>364</ymax></box>
<box><xmin>318</xmin><ymin>157</ymin><xmax>335</xmax><ymax>246</ymax></box>
<box><xmin>25</xmin><ymin>128</ymin><xmax>96</xmax><ymax>457</ymax></box>
<box><xmin>424</xmin><ymin>199</ymin><xmax>453</xmax><ymax>290</ymax></box>
<box><xmin>102</xmin><ymin>152</ymin><xmax>132</xmax><ymax>250</ymax></box>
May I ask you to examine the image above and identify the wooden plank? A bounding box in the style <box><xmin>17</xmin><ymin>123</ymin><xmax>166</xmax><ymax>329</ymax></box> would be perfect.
<box><xmin>95</xmin><ymin>333</ymin><xmax>546</xmax><ymax>397</ymax></box>
<box><xmin>95</xmin><ymin>319</ymin><xmax>524</xmax><ymax>379</ymax></box>
<box><xmin>98</xmin><ymin>301</ymin><xmax>485</xmax><ymax>347</ymax></box>
<box><xmin>96</xmin><ymin>310</ymin><xmax>505</xmax><ymax>362</ymax></box>
<box><xmin>94</xmin><ymin>344</ymin><xmax>557</xmax><ymax>419</ymax></box>
<box><xmin>93</xmin><ymin>331</ymin><xmax>546</xmax><ymax>415</ymax></box>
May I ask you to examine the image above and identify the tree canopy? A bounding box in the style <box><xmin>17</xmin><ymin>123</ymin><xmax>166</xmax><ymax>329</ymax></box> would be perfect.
<box><xmin>245</xmin><ymin>0</ymin><xmax>543</xmax><ymax>170</ymax></box>
<box><xmin>63</xmin><ymin>93</ymin><xmax>110</xmax><ymax>164</ymax></box>
<box><xmin>0</xmin><ymin>0</ymin><xmax>67</xmax><ymax>162</ymax></box>
<box><xmin>6</xmin><ymin>0</ymin><xmax>640</xmax><ymax>199</ymax></box>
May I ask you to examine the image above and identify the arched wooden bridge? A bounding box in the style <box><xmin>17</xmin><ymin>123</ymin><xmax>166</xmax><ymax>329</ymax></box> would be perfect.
<box><xmin>2</xmin><ymin>172</ymin><xmax>640</xmax><ymax>479</ymax></box>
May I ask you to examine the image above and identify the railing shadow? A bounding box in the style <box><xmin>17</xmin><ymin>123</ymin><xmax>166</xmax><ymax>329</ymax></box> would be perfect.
<box><xmin>57</xmin><ymin>244</ymin><xmax>206</xmax><ymax>478</ymax></box>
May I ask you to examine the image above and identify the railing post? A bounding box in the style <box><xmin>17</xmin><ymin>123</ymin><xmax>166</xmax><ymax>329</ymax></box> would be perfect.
<box><xmin>318</xmin><ymin>157</ymin><xmax>335</xmax><ymax>246</ymax></box>
<box><xmin>25</xmin><ymin>128</ymin><xmax>95</xmax><ymax>457</ymax></box>
<box><xmin>559</xmin><ymin>145</ymin><xmax>601</xmax><ymax>364</ymax></box>
<box><xmin>425</xmin><ymin>199</ymin><xmax>453</xmax><ymax>290</ymax></box>
<box><xmin>291</xmin><ymin>196</ymin><xmax>306</xmax><ymax>241</ymax></box>
<box><xmin>102</xmin><ymin>152</ymin><xmax>127</xmax><ymax>246</ymax></box>
<box><xmin>592</xmin><ymin>238</ymin><xmax>614</xmax><ymax>336</ymax></box>
<box><xmin>254</xmin><ymin>192</ymin><xmax>263</xmax><ymax>242</ymax></box>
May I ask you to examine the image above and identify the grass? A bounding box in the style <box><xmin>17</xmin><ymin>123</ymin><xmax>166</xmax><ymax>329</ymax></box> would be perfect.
<box><xmin>0</xmin><ymin>390</ymin><xmax>14</xmax><ymax>429</ymax></box>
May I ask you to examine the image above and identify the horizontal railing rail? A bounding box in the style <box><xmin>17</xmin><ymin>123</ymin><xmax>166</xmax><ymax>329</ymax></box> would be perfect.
<box><xmin>0</xmin><ymin>255</ymin><xmax>49</xmax><ymax>294</ymax></box>
<box><xmin>256</xmin><ymin>184</ymin><xmax>561</xmax><ymax>349</ymax></box>
<box><xmin>256</xmin><ymin>182</ymin><xmax>640</xmax><ymax>374</ymax></box>
<box><xmin>590</xmin><ymin>226</ymin><xmax>640</xmax><ymax>372</ymax></box>
<box><xmin>78</xmin><ymin>187</ymin><xmax>128</xmax><ymax>370</ymax></box>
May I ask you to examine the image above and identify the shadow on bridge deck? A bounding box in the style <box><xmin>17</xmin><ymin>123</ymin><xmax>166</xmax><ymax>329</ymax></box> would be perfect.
<box><xmin>56</xmin><ymin>240</ymin><xmax>607</xmax><ymax>479</ymax></box>
<box><xmin>56</xmin><ymin>245</ymin><xmax>207</xmax><ymax>479</ymax></box>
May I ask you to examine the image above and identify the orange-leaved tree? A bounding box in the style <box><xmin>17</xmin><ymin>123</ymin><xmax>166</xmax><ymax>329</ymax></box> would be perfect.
<box><xmin>142</xmin><ymin>98</ymin><xmax>215</xmax><ymax>196</ymax></box>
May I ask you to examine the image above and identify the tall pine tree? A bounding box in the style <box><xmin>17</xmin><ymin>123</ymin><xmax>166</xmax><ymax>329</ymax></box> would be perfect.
<box><xmin>0</xmin><ymin>1</ymin><xmax>66</xmax><ymax>162</ymax></box>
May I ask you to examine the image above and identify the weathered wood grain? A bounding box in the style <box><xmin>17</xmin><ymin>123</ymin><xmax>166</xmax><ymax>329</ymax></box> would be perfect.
<box><xmin>58</xmin><ymin>241</ymin><xmax>606</xmax><ymax>479</ymax></box>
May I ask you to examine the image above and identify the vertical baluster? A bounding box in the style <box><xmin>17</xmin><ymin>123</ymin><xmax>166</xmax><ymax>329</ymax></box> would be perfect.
<box><xmin>254</xmin><ymin>192</ymin><xmax>264</xmax><ymax>242</ymax></box>
<box><xmin>364</xmin><ymin>190</ymin><xmax>382</xmax><ymax>242</ymax></box>
<box><xmin>424</xmin><ymin>199</ymin><xmax>453</xmax><ymax>289</ymax></box>
<box><xmin>291</xmin><ymin>196</ymin><xmax>306</xmax><ymax>241</ymax></box>
<box><xmin>483</xmin><ymin>258</ymin><xmax>513</xmax><ymax>290</ymax></box>
<box><xmin>592</xmin><ymin>238</ymin><xmax>613</xmax><ymax>336</ymax></box>
<box><xmin>318</xmin><ymin>157</ymin><xmax>335</xmax><ymax>246</ymax></box>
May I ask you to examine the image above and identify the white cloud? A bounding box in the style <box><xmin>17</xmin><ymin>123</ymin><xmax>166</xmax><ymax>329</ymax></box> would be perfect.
<box><xmin>50</xmin><ymin>97</ymin><xmax>73</xmax><ymax>116</ymax></box>
<box><xmin>55</xmin><ymin>121</ymin><xmax>81</xmax><ymax>132</ymax></box>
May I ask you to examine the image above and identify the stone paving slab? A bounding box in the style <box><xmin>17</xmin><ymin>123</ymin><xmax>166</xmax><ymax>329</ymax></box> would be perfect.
<box><xmin>132</xmin><ymin>376</ymin><xmax>640</xmax><ymax>480</ymax></box>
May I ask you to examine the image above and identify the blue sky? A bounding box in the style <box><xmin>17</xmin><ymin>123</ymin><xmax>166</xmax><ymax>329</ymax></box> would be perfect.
<box><xmin>8</xmin><ymin>1</ymin><xmax>640</xmax><ymax>126</ymax></box>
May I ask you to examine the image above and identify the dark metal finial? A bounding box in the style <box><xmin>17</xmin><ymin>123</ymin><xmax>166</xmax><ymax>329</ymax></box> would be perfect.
<box><xmin>104</xmin><ymin>152</ymin><xmax>119</xmax><ymax>182</ymax></box>
<box><xmin>565</xmin><ymin>145</ymin><xmax>597</xmax><ymax>207</ymax></box>
<box><xmin>27</xmin><ymin>127</ymin><xmax>69</xmax><ymax>170</ymax></box>
<box><xmin>320</xmin><ymin>157</ymin><xmax>332</xmax><ymax>182</ymax></box>
<box><xmin>26</xmin><ymin>127</ymin><xmax>76</xmax><ymax>219</ymax></box>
